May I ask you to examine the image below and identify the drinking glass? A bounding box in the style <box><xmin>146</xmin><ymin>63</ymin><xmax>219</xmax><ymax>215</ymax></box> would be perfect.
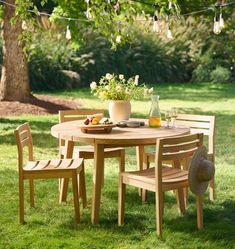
<box><xmin>171</xmin><ymin>107</ymin><xmax>177</xmax><ymax>128</ymax></box>
<box><xmin>165</xmin><ymin>111</ymin><xmax>171</xmax><ymax>128</ymax></box>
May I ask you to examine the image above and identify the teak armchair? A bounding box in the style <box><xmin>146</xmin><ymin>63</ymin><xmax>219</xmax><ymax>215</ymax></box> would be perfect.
<box><xmin>59</xmin><ymin>109</ymin><xmax>125</xmax><ymax>204</ymax></box>
<box><xmin>15</xmin><ymin>123</ymin><xmax>86</xmax><ymax>224</ymax></box>
<box><xmin>118</xmin><ymin>133</ymin><xmax>205</xmax><ymax>236</ymax></box>
<box><xmin>144</xmin><ymin>114</ymin><xmax>216</xmax><ymax>201</ymax></box>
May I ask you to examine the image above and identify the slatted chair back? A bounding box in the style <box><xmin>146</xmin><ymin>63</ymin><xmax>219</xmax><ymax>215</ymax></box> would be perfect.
<box><xmin>59</xmin><ymin>109</ymin><xmax>104</xmax><ymax>123</ymax></box>
<box><xmin>176</xmin><ymin>114</ymin><xmax>215</xmax><ymax>156</ymax></box>
<box><xmin>14</xmin><ymin>122</ymin><xmax>34</xmax><ymax>172</ymax></box>
<box><xmin>59</xmin><ymin>109</ymin><xmax>104</xmax><ymax>147</ymax></box>
<box><xmin>118</xmin><ymin>133</ymin><xmax>205</xmax><ymax>236</ymax></box>
<box><xmin>155</xmin><ymin>133</ymin><xmax>203</xmax><ymax>189</ymax></box>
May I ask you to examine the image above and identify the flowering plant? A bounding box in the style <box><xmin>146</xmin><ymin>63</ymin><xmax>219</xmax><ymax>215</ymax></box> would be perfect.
<box><xmin>90</xmin><ymin>73</ymin><xmax>153</xmax><ymax>101</ymax></box>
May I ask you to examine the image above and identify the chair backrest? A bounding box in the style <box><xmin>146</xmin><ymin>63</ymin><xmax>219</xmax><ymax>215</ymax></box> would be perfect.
<box><xmin>59</xmin><ymin>109</ymin><xmax>105</xmax><ymax>146</ymax></box>
<box><xmin>14</xmin><ymin>123</ymin><xmax>33</xmax><ymax>173</ymax></box>
<box><xmin>59</xmin><ymin>109</ymin><xmax>105</xmax><ymax>123</ymax></box>
<box><xmin>155</xmin><ymin>133</ymin><xmax>203</xmax><ymax>186</ymax></box>
<box><xmin>176</xmin><ymin>114</ymin><xmax>215</xmax><ymax>155</ymax></box>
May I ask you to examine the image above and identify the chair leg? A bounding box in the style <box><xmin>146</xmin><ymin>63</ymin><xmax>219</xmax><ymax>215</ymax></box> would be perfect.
<box><xmin>79</xmin><ymin>164</ymin><xmax>87</xmax><ymax>208</ymax></box>
<box><xmin>118</xmin><ymin>177</ymin><xmax>126</xmax><ymax>226</ymax></box>
<box><xmin>181</xmin><ymin>158</ymin><xmax>189</xmax><ymax>208</ymax></box>
<box><xmin>19</xmin><ymin>178</ymin><xmax>25</xmax><ymax>224</ymax></box>
<box><xmin>59</xmin><ymin>178</ymin><xmax>69</xmax><ymax>203</ymax></box>
<box><xmin>183</xmin><ymin>187</ymin><xmax>188</xmax><ymax>209</ymax></box>
<box><xmin>29</xmin><ymin>179</ymin><xmax>35</xmax><ymax>208</ymax></box>
<box><xmin>136</xmin><ymin>146</ymin><xmax>144</xmax><ymax>197</ymax></box>
<box><xmin>118</xmin><ymin>151</ymin><xmax>125</xmax><ymax>226</ymax></box>
<box><xmin>141</xmin><ymin>154</ymin><xmax>150</xmax><ymax>203</ymax></box>
<box><xmin>176</xmin><ymin>188</ymin><xmax>186</xmax><ymax>215</ymax></box>
<box><xmin>156</xmin><ymin>191</ymin><xmax>163</xmax><ymax>237</ymax></box>
<box><xmin>196</xmin><ymin>195</ymin><xmax>203</xmax><ymax>229</ymax></box>
<box><xmin>72</xmin><ymin>172</ymin><xmax>80</xmax><ymax>224</ymax></box>
<box><xmin>209</xmin><ymin>177</ymin><xmax>216</xmax><ymax>201</ymax></box>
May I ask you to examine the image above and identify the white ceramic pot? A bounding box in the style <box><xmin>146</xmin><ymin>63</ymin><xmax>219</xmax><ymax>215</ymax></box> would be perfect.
<box><xmin>108</xmin><ymin>100</ymin><xmax>131</xmax><ymax>122</ymax></box>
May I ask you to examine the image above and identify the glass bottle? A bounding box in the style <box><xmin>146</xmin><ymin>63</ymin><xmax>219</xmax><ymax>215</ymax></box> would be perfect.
<box><xmin>148</xmin><ymin>95</ymin><xmax>161</xmax><ymax>127</ymax></box>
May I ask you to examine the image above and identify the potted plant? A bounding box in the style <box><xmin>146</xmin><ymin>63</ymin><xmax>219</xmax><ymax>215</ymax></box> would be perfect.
<box><xmin>90</xmin><ymin>73</ymin><xmax>153</xmax><ymax>122</ymax></box>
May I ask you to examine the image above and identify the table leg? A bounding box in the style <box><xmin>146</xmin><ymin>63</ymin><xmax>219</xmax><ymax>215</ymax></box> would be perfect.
<box><xmin>136</xmin><ymin>145</ymin><xmax>144</xmax><ymax>197</ymax></box>
<box><xmin>59</xmin><ymin>140</ymin><xmax>74</xmax><ymax>203</ymax></box>
<box><xmin>91</xmin><ymin>143</ymin><xmax>104</xmax><ymax>224</ymax></box>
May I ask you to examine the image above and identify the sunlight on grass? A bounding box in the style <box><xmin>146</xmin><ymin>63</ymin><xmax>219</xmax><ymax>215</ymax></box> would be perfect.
<box><xmin>0</xmin><ymin>83</ymin><xmax>235</xmax><ymax>249</ymax></box>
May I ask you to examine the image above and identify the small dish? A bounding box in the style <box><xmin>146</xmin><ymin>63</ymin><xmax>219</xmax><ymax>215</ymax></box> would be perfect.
<box><xmin>126</xmin><ymin>121</ymin><xmax>140</xmax><ymax>128</ymax></box>
<box><xmin>79</xmin><ymin>124</ymin><xmax>116</xmax><ymax>134</ymax></box>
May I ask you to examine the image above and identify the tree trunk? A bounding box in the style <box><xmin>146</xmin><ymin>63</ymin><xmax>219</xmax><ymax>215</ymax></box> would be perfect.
<box><xmin>0</xmin><ymin>0</ymin><xmax>31</xmax><ymax>102</ymax></box>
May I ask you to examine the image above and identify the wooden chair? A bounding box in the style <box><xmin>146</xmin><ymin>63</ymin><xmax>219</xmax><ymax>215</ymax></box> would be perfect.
<box><xmin>145</xmin><ymin>114</ymin><xmax>216</xmax><ymax>201</ymax></box>
<box><xmin>118</xmin><ymin>133</ymin><xmax>204</xmax><ymax>236</ymax></box>
<box><xmin>15</xmin><ymin>122</ymin><xmax>86</xmax><ymax>224</ymax></box>
<box><xmin>59</xmin><ymin>109</ymin><xmax>125</xmax><ymax>204</ymax></box>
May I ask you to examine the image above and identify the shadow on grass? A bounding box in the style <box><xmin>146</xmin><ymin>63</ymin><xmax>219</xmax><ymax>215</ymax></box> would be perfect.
<box><xmin>0</xmin><ymin>117</ymin><xmax>58</xmax><ymax>149</ymax></box>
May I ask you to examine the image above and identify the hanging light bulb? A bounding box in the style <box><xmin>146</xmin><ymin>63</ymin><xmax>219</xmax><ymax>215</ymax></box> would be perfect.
<box><xmin>168</xmin><ymin>1</ymin><xmax>172</xmax><ymax>10</ymax></box>
<box><xmin>85</xmin><ymin>0</ymin><xmax>92</xmax><ymax>19</ymax></box>
<box><xmin>85</xmin><ymin>9</ymin><xmax>92</xmax><ymax>19</ymax></box>
<box><xmin>219</xmin><ymin>7</ymin><xmax>225</xmax><ymax>29</ymax></box>
<box><xmin>66</xmin><ymin>25</ymin><xmax>72</xmax><ymax>40</ymax></box>
<box><xmin>152</xmin><ymin>14</ymin><xmax>159</xmax><ymax>33</ymax></box>
<box><xmin>167</xmin><ymin>25</ymin><xmax>173</xmax><ymax>39</ymax></box>
<box><xmin>213</xmin><ymin>16</ymin><xmax>221</xmax><ymax>35</ymax></box>
<box><xmin>219</xmin><ymin>13</ymin><xmax>225</xmax><ymax>28</ymax></box>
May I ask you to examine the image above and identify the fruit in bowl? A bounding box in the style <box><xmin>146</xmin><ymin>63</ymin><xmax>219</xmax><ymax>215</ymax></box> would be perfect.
<box><xmin>83</xmin><ymin>113</ymin><xmax>113</xmax><ymax>125</ymax></box>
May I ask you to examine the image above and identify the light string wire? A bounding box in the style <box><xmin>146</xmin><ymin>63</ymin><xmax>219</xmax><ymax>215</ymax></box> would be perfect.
<box><xmin>0</xmin><ymin>0</ymin><xmax>235</xmax><ymax>23</ymax></box>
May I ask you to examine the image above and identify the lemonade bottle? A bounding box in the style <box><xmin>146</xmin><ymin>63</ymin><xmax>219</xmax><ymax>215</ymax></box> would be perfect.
<box><xmin>148</xmin><ymin>95</ymin><xmax>161</xmax><ymax>127</ymax></box>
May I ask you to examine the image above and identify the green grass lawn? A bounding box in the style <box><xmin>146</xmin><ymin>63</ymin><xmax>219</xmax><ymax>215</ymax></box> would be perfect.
<box><xmin>0</xmin><ymin>83</ymin><xmax>235</xmax><ymax>249</ymax></box>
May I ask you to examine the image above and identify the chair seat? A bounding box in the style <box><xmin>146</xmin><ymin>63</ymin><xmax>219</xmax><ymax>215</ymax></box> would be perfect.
<box><xmin>24</xmin><ymin>158</ymin><xmax>83</xmax><ymax>172</ymax></box>
<box><xmin>122</xmin><ymin>166</ymin><xmax>188</xmax><ymax>186</ymax></box>
<box><xmin>60</xmin><ymin>145</ymin><xmax>123</xmax><ymax>158</ymax></box>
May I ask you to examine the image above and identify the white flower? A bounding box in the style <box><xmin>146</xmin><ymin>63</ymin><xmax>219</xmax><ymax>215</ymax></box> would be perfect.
<box><xmin>134</xmin><ymin>75</ymin><xmax>139</xmax><ymax>86</ymax></box>
<box><xmin>116</xmin><ymin>85</ymin><xmax>122</xmax><ymax>92</ymax></box>
<box><xmin>119</xmin><ymin>74</ymin><xmax>124</xmax><ymax>80</ymax></box>
<box><xmin>144</xmin><ymin>88</ymin><xmax>149</xmax><ymax>96</ymax></box>
<box><xmin>116</xmin><ymin>35</ymin><xmax>121</xmax><ymax>43</ymax></box>
<box><xmin>105</xmin><ymin>73</ymin><xmax>113</xmax><ymax>80</ymax></box>
<box><xmin>148</xmin><ymin>87</ymin><xmax>154</xmax><ymax>94</ymax></box>
<box><xmin>22</xmin><ymin>21</ymin><xmax>28</xmax><ymax>31</ymax></box>
<box><xmin>90</xmin><ymin>81</ymin><xmax>97</xmax><ymax>90</ymax></box>
<box><xmin>105</xmin><ymin>85</ymin><xmax>109</xmax><ymax>90</ymax></box>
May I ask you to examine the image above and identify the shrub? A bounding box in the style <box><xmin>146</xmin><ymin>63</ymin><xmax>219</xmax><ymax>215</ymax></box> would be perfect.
<box><xmin>78</xmin><ymin>17</ymin><xmax>209</xmax><ymax>86</ymax></box>
<box><xmin>191</xmin><ymin>65</ymin><xmax>211</xmax><ymax>83</ymax></box>
<box><xmin>28</xmin><ymin>32</ymin><xmax>93</xmax><ymax>91</ymax></box>
<box><xmin>210</xmin><ymin>66</ymin><xmax>232</xmax><ymax>83</ymax></box>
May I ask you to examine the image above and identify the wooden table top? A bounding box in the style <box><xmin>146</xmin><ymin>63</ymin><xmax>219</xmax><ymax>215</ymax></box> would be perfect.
<box><xmin>51</xmin><ymin>119</ymin><xmax>190</xmax><ymax>146</ymax></box>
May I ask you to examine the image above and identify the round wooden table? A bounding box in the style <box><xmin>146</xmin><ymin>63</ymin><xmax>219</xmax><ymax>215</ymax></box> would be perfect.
<box><xmin>51</xmin><ymin>119</ymin><xmax>190</xmax><ymax>224</ymax></box>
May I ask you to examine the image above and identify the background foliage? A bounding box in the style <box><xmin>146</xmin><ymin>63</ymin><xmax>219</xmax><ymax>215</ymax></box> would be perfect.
<box><xmin>0</xmin><ymin>0</ymin><xmax>235</xmax><ymax>90</ymax></box>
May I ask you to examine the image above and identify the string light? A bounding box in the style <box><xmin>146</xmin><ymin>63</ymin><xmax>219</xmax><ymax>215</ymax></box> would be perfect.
<box><xmin>0</xmin><ymin>0</ymin><xmax>235</xmax><ymax>40</ymax></box>
<box><xmin>166</xmin><ymin>15</ymin><xmax>173</xmax><ymax>39</ymax></box>
<box><xmin>152</xmin><ymin>14</ymin><xmax>159</xmax><ymax>33</ymax></box>
<box><xmin>168</xmin><ymin>1</ymin><xmax>172</xmax><ymax>10</ymax></box>
<box><xmin>213</xmin><ymin>16</ymin><xmax>221</xmax><ymax>35</ymax></box>
<box><xmin>66</xmin><ymin>25</ymin><xmax>72</xmax><ymax>40</ymax></box>
<box><xmin>85</xmin><ymin>0</ymin><xmax>92</xmax><ymax>20</ymax></box>
<box><xmin>167</xmin><ymin>25</ymin><xmax>173</xmax><ymax>39</ymax></box>
<box><xmin>219</xmin><ymin>6</ymin><xmax>225</xmax><ymax>29</ymax></box>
